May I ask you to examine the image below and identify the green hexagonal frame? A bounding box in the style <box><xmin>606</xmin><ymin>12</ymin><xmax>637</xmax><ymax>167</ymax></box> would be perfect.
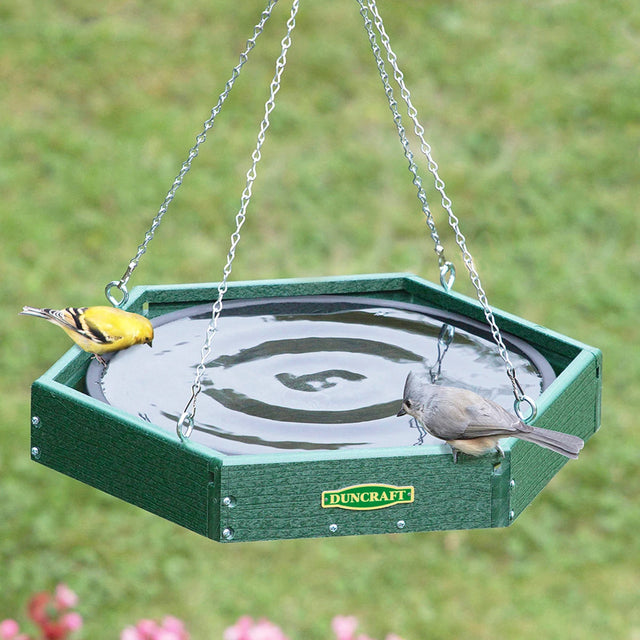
<box><xmin>29</xmin><ymin>273</ymin><xmax>601</xmax><ymax>542</ymax></box>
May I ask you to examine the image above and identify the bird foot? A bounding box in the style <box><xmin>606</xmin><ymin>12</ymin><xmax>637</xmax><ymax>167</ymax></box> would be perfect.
<box><xmin>93</xmin><ymin>354</ymin><xmax>108</xmax><ymax>367</ymax></box>
<box><xmin>450</xmin><ymin>446</ymin><xmax>459</xmax><ymax>463</ymax></box>
<box><xmin>495</xmin><ymin>442</ymin><xmax>505</xmax><ymax>458</ymax></box>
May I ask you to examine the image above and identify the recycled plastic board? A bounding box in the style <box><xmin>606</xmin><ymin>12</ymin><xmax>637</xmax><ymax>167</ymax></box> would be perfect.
<box><xmin>29</xmin><ymin>273</ymin><xmax>602</xmax><ymax>542</ymax></box>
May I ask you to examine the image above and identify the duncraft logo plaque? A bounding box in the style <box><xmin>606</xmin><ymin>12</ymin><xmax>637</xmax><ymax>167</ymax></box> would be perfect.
<box><xmin>321</xmin><ymin>483</ymin><xmax>414</xmax><ymax>511</ymax></box>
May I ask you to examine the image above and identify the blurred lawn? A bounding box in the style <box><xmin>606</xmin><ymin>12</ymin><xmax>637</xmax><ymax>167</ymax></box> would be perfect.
<box><xmin>1</xmin><ymin>1</ymin><xmax>639</xmax><ymax>638</ymax></box>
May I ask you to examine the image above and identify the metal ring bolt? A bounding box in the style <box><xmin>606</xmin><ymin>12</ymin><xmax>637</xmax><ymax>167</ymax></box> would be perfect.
<box><xmin>439</xmin><ymin>261</ymin><xmax>456</xmax><ymax>292</ymax></box>
<box><xmin>104</xmin><ymin>281</ymin><xmax>130</xmax><ymax>308</ymax></box>
<box><xmin>177</xmin><ymin>412</ymin><xmax>194</xmax><ymax>441</ymax></box>
<box><xmin>514</xmin><ymin>395</ymin><xmax>537</xmax><ymax>422</ymax></box>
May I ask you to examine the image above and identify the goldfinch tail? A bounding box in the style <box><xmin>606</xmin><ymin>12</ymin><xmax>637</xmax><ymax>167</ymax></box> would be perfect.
<box><xmin>20</xmin><ymin>306</ymin><xmax>54</xmax><ymax>320</ymax></box>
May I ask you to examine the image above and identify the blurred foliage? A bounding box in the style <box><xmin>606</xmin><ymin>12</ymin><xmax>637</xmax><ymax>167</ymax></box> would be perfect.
<box><xmin>1</xmin><ymin>1</ymin><xmax>639</xmax><ymax>638</ymax></box>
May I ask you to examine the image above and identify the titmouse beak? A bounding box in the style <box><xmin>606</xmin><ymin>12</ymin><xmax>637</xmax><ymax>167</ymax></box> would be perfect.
<box><xmin>396</xmin><ymin>406</ymin><xmax>406</xmax><ymax>417</ymax></box>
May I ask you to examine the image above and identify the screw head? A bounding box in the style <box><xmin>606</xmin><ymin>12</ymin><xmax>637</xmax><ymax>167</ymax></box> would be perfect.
<box><xmin>509</xmin><ymin>510</ymin><xmax>515</xmax><ymax>520</ymax></box>
<box><xmin>396</xmin><ymin>520</ymin><xmax>406</xmax><ymax>530</ymax></box>
<box><xmin>222</xmin><ymin>527</ymin><xmax>235</xmax><ymax>540</ymax></box>
<box><xmin>510</xmin><ymin>479</ymin><xmax>516</xmax><ymax>488</ymax></box>
<box><xmin>329</xmin><ymin>523</ymin><xmax>338</xmax><ymax>533</ymax></box>
<box><xmin>31</xmin><ymin>446</ymin><xmax>41</xmax><ymax>460</ymax></box>
<box><xmin>31</xmin><ymin>416</ymin><xmax>41</xmax><ymax>427</ymax></box>
<box><xmin>222</xmin><ymin>496</ymin><xmax>236</xmax><ymax>507</ymax></box>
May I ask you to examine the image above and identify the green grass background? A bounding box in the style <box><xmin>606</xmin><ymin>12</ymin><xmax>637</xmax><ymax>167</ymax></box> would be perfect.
<box><xmin>1</xmin><ymin>1</ymin><xmax>639</xmax><ymax>638</ymax></box>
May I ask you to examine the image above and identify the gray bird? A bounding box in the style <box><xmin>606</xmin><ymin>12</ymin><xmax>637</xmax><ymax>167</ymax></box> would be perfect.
<box><xmin>397</xmin><ymin>371</ymin><xmax>584</xmax><ymax>462</ymax></box>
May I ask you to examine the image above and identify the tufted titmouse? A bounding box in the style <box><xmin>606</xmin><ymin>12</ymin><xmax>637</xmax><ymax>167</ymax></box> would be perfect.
<box><xmin>397</xmin><ymin>371</ymin><xmax>584</xmax><ymax>462</ymax></box>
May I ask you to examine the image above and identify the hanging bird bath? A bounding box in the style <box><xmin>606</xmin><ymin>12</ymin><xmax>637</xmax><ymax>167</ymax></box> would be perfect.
<box><xmin>27</xmin><ymin>1</ymin><xmax>601</xmax><ymax>542</ymax></box>
<box><xmin>30</xmin><ymin>273</ymin><xmax>601</xmax><ymax>543</ymax></box>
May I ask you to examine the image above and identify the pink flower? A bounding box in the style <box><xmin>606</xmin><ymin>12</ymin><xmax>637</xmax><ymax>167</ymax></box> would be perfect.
<box><xmin>120</xmin><ymin>626</ymin><xmax>144</xmax><ymax>640</ymax></box>
<box><xmin>223</xmin><ymin>617</ymin><xmax>290</xmax><ymax>640</ymax></box>
<box><xmin>332</xmin><ymin>616</ymin><xmax>359</xmax><ymax>640</ymax></box>
<box><xmin>121</xmin><ymin>617</ymin><xmax>190</xmax><ymax>640</ymax></box>
<box><xmin>136</xmin><ymin>619</ymin><xmax>160</xmax><ymax>638</ymax></box>
<box><xmin>154</xmin><ymin>631</ymin><xmax>182</xmax><ymax>640</ymax></box>
<box><xmin>161</xmin><ymin>617</ymin><xmax>185</xmax><ymax>633</ymax></box>
<box><xmin>385</xmin><ymin>635</ymin><xmax>405</xmax><ymax>640</ymax></box>
<box><xmin>161</xmin><ymin>617</ymin><xmax>188</xmax><ymax>640</ymax></box>
<box><xmin>60</xmin><ymin>612</ymin><xmax>83</xmax><ymax>633</ymax></box>
<box><xmin>223</xmin><ymin>616</ymin><xmax>254</xmax><ymax>640</ymax></box>
<box><xmin>249</xmin><ymin>619</ymin><xmax>289</xmax><ymax>640</ymax></box>
<box><xmin>0</xmin><ymin>620</ymin><xmax>20</xmax><ymax>640</ymax></box>
<box><xmin>54</xmin><ymin>585</ymin><xmax>78</xmax><ymax>611</ymax></box>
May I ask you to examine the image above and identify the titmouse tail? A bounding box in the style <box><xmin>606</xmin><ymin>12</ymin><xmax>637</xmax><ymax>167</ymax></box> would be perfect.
<box><xmin>516</xmin><ymin>425</ymin><xmax>584</xmax><ymax>459</ymax></box>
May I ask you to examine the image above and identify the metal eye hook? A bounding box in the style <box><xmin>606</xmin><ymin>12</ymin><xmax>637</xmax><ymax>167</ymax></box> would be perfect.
<box><xmin>177</xmin><ymin>412</ymin><xmax>194</xmax><ymax>441</ymax></box>
<box><xmin>438</xmin><ymin>322</ymin><xmax>455</xmax><ymax>346</ymax></box>
<box><xmin>177</xmin><ymin>382</ymin><xmax>202</xmax><ymax>441</ymax></box>
<box><xmin>429</xmin><ymin>322</ymin><xmax>455</xmax><ymax>383</ymax></box>
<box><xmin>105</xmin><ymin>260</ymin><xmax>137</xmax><ymax>307</ymax></box>
<box><xmin>514</xmin><ymin>396</ymin><xmax>537</xmax><ymax>422</ymax></box>
<box><xmin>104</xmin><ymin>281</ymin><xmax>129</xmax><ymax>308</ymax></box>
<box><xmin>508</xmin><ymin>368</ymin><xmax>537</xmax><ymax>422</ymax></box>
<box><xmin>439</xmin><ymin>261</ymin><xmax>456</xmax><ymax>292</ymax></box>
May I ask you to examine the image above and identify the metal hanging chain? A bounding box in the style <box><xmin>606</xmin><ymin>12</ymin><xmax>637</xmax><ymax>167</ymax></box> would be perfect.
<box><xmin>357</xmin><ymin>0</ymin><xmax>455</xmax><ymax>293</ymax></box>
<box><xmin>177</xmin><ymin>0</ymin><xmax>301</xmax><ymax>440</ymax></box>
<box><xmin>358</xmin><ymin>4</ymin><xmax>457</xmax><ymax>387</ymax></box>
<box><xmin>361</xmin><ymin>0</ymin><xmax>457</xmax><ymax>292</ymax></box>
<box><xmin>104</xmin><ymin>0</ymin><xmax>280</xmax><ymax>309</ymax></box>
<box><xmin>358</xmin><ymin>2</ymin><xmax>462</xmax><ymax>393</ymax></box>
<box><xmin>364</xmin><ymin>0</ymin><xmax>536</xmax><ymax>421</ymax></box>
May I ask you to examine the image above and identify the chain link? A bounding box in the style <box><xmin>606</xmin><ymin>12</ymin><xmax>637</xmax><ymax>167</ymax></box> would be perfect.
<box><xmin>177</xmin><ymin>0</ymin><xmax>301</xmax><ymax>439</ymax></box>
<box><xmin>364</xmin><ymin>0</ymin><xmax>534</xmax><ymax>416</ymax></box>
<box><xmin>105</xmin><ymin>0</ymin><xmax>280</xmax><ymax>308</ymax></box>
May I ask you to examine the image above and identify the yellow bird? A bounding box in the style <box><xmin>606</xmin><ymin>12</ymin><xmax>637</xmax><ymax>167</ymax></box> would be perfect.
<box><xmin>20</xmin><ymin>305</ymin><xmax>154</xmax><ymax>364</ymax></box>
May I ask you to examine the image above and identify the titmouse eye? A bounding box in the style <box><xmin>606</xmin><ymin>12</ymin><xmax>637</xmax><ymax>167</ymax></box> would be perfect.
<box><xmin>405</xmin><ymin>399</ymin><xmax>412</xmax><ymax>409</ymax></box>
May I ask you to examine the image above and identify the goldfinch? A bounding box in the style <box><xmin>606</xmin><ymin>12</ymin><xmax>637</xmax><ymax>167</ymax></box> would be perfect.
<box><xmin>20</xmin><ymin>305</ymin><xmax>154</xmax><ymax>363</ymax></box>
